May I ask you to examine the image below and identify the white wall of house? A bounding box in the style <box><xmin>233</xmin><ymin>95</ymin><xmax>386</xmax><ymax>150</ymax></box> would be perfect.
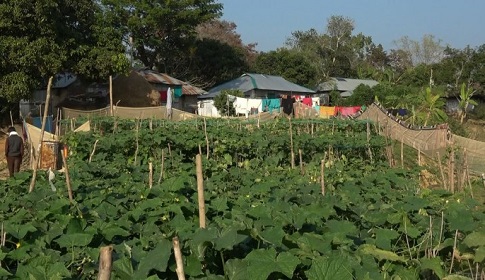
<box><xmin>197</xmin><ymin>100</ymin><xmax>220</xmax><ymax>117</ymax></box>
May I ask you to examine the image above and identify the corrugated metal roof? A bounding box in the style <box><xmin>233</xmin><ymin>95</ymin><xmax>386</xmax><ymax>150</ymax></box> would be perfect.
<box><xmin>199</xmin><ymin>73</ymin><xmax>315</xmax><ymax>99</ymax></box>
<box><xmin>316</xmin><ymin>77</ymin><xmax>378</xmax><ymax>92</ymax></box>
<box><xmin>136</xmin><ymin>69</ymin><xmax>206</xmax><ymax>96</ymax></box>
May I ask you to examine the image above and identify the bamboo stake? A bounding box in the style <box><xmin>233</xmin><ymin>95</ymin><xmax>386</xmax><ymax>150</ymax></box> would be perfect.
<box><xmin>398</xmin><ymin>137</ymin><xmax>402</xmax><ymax>169</ymax></box>
<box><xmin>449</xmin><ymin>147</ymin><xmax>455</xmax><ymax>193</ymax></box>
<box><xmin>109</xmin><ymin>76</ymin><xmax>113</xmax><ymax>117</ymax></box>
<box><xmin>134</xmin><ymin>119</ymin><xmax>139</xmax><ymax>166</ymax></box>
<box><xmin>367</xmin><ymin>122</ymin><xmax>374</xmax><ymax>163</ymax></box>
<box><xmin>61</xmin><ymin>150</ymin><xmax>74</xmax><ymax>204</ymax></box>
<box><xmin>29</xmin><ymin>76</ymin><xmax>53</xmax><ymax>193</ymax></box>
<box><xmin>173</xmin><ymin>237</ymin><xmax>186</xmax><ymax>280</ymax></box>
<box><xmin>157</xmin><ymin>149</ymin><xmax>165</xmax><ymax>184</ymax></box>
<box><xmin>9</xmin><ymin>110</ymin><xmax>14</xmax><ymax>127</ymax></box>
<box><xmin>299</xmin><ymin>149</ymin><xmax>304</xmax><ymax>175</ymax></box>
<box><xmin>320</xmin><ymin>159</ymin><xmax>325</xmax><ymax>196</ymax></box>
<box><xmin>196</xmin><ymin>154</ymin><xmax>206</xmax><ymax>228</ymax></box>
<box><xmin>449</xmin><ymin>230</ymin><xmax>459</xmax><ymax>274</ymax></box>
<box><xmin>437</xmin><ymin>152</ymin><xmax>447</xmax><ymax>190</ymax></box>
<box><xmin>89</xmin><ymin>140</ymin><xmax>99</xmax><ymax>163</ymax></box>
<box><xmin>203</xmin><ymin>118</ymin><xmax>209</xmax><ymax>159</ymax></box>
<box><xmin>149</xmin><ymin>162</ymin><xmax>153</xmax><ymax>189</ymax></box>
<box><xmin>97</xmin><ymin>246</ymin><xmax>113</xmax><ymax>280</ymax></box>
<box><xmin>289</xmin><ymin>117</ymin><xmax>295</xmax><ymax>169</ymax></box>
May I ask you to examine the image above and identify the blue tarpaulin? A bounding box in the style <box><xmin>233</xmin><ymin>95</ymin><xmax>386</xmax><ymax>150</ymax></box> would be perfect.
<box><xmin>32</xmin><ymin>116</ymin><xmax>54</xmax><ymax>133</ymax></box>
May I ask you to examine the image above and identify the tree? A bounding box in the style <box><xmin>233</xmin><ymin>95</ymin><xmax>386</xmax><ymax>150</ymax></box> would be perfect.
<box><xmin>0</xmin><ymin>0</ymin><xmax>129</xmax><ymax>101</ymax></box>
<box><xmin>420</xmin><ymin>86</ymin><xmax>447</xmax><ymax>126</ymax></box>
<box><xmin>393</xmin><ymin>34</ymin><xmax>446</xmax><ymax>66</ymax></box>
<box><xmin>213</xmin><ymin>89</ymin><xmax>243</xmax><ymax>116</ymax></box>
<box><xmin>458</xmin><ymin>82</ymin><xmax>478</xmax><ymax>123</ymax></box>
<box><xmin>101</xmin><ymin>0</ymin><xmax>222</xmax><ymax>76</ymax></box>
<box><xmin>252</xmin><ymin>49</ymin><xmax>318</xmax><ymax>88</ymax></box>
<box><xmin>286</xmin><ymin>15</ymin><xmax>373</xmax><ymax>80</ymax></box>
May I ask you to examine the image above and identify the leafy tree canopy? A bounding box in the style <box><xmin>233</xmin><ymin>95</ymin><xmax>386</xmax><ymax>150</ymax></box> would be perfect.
<box><xmin>0</xmin><ymin>0</ymin><xmax>129</xmax><ymax>101</ymax></box>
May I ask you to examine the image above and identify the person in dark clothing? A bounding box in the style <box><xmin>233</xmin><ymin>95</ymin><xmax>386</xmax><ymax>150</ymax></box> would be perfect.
<box><xmin>281</xmin><ymin>95</ymin><xmax>296</xmax><ymax>116</ymax></box>
<box><xmin>5</xmin><ymin>126</ymin><xmax>24</xmax><ymax>177</ymax></box>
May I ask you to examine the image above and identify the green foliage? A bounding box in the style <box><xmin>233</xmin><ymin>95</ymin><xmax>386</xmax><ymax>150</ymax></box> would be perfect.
<box><xmin>213</xmin><ymin>89</ymin><xmax>243</xmax><ymax>116</ymax></box>
<box><xmin>0</xmin><ymin>0</ymin><xmax>129</xmax><ymax>101</ymax></box>
<box><xmin>252</xmin><ymin>49</ymin><xmax>318</xmax><ymax>88</ymax></box>
<box><xmin>1</xmin><ymin>109</ymin><xmax>484</xmax><ymax>278</ymax></box>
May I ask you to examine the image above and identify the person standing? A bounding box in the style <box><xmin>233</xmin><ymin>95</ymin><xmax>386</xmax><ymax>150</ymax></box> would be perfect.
<box><xmin>4</xmin><ymin>126</ymin><xmax>24</xmax><ymax>177</ymax></box>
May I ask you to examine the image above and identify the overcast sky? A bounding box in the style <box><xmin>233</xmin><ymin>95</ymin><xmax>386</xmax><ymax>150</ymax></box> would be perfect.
<box><xmin>217</xmin><ymin>0</ymin><xmax>485</xmax><ymax>52</ymax></box>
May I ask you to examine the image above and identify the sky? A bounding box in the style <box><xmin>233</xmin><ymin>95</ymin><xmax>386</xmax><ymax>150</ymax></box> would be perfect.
<box><xmin>217</xmin><ymin>0</ymin><xmax>485</xmax><ymax>52</ymax></box>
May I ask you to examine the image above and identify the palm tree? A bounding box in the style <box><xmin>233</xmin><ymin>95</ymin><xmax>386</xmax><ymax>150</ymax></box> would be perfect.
<box><xmin>458</xmin><ymin>82</ymin><xmax>478</xmax><ymax>124</ymax></box>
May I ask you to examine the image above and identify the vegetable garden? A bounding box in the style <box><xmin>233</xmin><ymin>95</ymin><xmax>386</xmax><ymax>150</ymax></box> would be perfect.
<box><xmin>0</xmin><ymin>118</ymin><xmax>484</xmax><ymax>279</ymax></box>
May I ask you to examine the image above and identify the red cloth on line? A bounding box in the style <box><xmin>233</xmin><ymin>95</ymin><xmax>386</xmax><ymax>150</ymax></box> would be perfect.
<box><xmin>336</xmin><ymin>106</ymin><xmax>361</xmax><ymax>116</ymax></box>
<box><xmin>302</xmin><ymin>97</ymin><xmax>312</xmax><ymax>107</ymax></box>
<box><xmin>160</xmin><ymin>90</ymin><xmax>167</xmax><ymax>102</ymax></box>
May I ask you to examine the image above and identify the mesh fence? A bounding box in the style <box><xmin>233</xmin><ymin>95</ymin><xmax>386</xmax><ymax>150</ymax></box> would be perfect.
<box><xmin>62</xmin><ymin>106</ymin><xmax>199</xmax><ymax>121</ymax></box>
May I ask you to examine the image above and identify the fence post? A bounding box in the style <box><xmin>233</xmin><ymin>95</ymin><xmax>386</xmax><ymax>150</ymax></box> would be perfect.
<box><xmin>196</xmin><ymin>154</ymin><xmax>206</xmax><ymax>228</ymax></box>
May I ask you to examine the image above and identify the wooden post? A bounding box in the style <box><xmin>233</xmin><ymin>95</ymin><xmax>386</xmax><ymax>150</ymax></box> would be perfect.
<box><xmin>289</xmin><ymin>117</ymin><xmax>295</xmax><ymax>169</ymax></box>
<box><xmin>89</xmin><ymin>139</ymin><xmax>99</xmax><ymax>163</ymax></box>
<box><xmin>437</xmin><ymin>152</ymin><xmax>447</xmax><ymax>190</ymax></box>
<box><xmin>172</xmin><ymin>237</ymin><xmax>186</xmax><ymax>280</ymax></box>
<box><xmin>9</xmin><ymin>110</ymin><xmax>14</xmax><ymax>127</ymax></box>
<box><xmin>449</xmin><ymin>147</ymin><xmax>455</xmax><ymax>193</ymax></box>
<box><xmin>203</xmin><ymin>118</ymin><xmax>209</xmax><ymax>159</ymax></box>
<box><xmin>196</xmin><ymin>154</ymin><xmax>206</xmax><ymax>228</ymax></box>
<box><xmin>299</xmin><ymin>149</ymin><xmax>304</xmax><ymax>175</ymax></box>
<box><xmin>157</xmin><ymin>150</ymin><xmax>165</xmax><ymax>184</ymax></box>
<box><xmin>109</xmin><ymin>76</ymin><xmax>113</xmax><ymax>117</ymax></box>
<box><xmin>61</xmin><ymin>151</ymin><xmax>74</xmax><ymax>204</ymax></box>
<box><xmin>97</xmin><ymin>246</ymin><xmax>113</xmax><ymax>280</ymax></box>
<box><xmin>400</xmin><ymin>138</ymin><xmax>404</xmax><ymax>168</ymax></box>
<box><xmin>320</xmin><ymin>159</ymin><xmax>325</xmax><ymax>196</ymax></box>
<box><xmin>367</xmin><ymin>122</ymin><xmax>374</xmax><ymax>163</ymax></box>
<box><xmin>29</xmin><ymin>76</ymin><xmax>53</xmax><ymax>193</ymax></box>
<box><xmin>149</xmin><ymin>161</ymin><xmax>153</xmax><ymax>189</ymax></box>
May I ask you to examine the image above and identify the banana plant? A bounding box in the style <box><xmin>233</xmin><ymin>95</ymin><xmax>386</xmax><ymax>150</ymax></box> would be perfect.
<box><xmin>458</xmin><ymin>82</ymin><xmax>478</xmax><ymax>124</ymax></box>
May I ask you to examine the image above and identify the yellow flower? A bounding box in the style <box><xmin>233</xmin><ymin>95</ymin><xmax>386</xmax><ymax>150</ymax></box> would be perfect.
<box><xmin>16</xmin><ymin>242</ymin><xmax>21</xmax><ymax>249</ymax></box>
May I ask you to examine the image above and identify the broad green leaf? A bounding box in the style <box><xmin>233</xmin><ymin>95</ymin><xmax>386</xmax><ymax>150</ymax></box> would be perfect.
<box><xmin>464</xmin><ymin>232</ymin><xmax>485</xmax><ymax>247</ymax></box>
<box><xmin>474</xmin><ymin>246</ymin><xmax>485</xmax><ymax>263</ymax></box>
<box><xmin>259</xmin><ymin>226</ymin><xmax>285</xmax><ymax>246</ymax></box>
<box><xmin>245</xmin><ymin>248</ymin><xmax>277</xmax><ymax>280</ymax></box>
<box><xmin>305</xmin><ymin>256</ymin><xmax>353</xmax><ymax>280</ymax></box>
<box><xmin>375</xmin><ymin>228</ymin><xmax>399</xmax><ymax>250</ymax></box>
<box><xmin>275</xmin><ymin>251</ymin><xmax>300</xmax><ymax>278</ymax></box>
<box><xmin>214</xmin><ymin>228</ymin><xmax>246</xmax><ymax>251</ymax></box>
<box><xmin>225</xmin><ymin>258</ymin><xmax>249</xmax><ymax>280</ymax></box>
<box><xmin>420</xmin><ymin>257</ymin><xmax>445</xmax><ymax>279</ymax></box>
<box><xmin>133</xmin><ymin>239</ymin><xmax>172</xmax><ymax>278</ymax></box>
<box><xmin>358</xmin><ymin>244</ymin><xmax>405</xmax><ymax>263</ymax></box>
<box><xmin>47</xmin><ymin>263</ymin><xmax>70</xmax><ymax>279</ymax></box>
<box><xmin>185</xmin><ymin>254</ymin><xmax>203</xmax><ymax>277</ymax></box>
<box><xmin>0</xmin><ymin>266</ymin><xmax>12</xmax><ymax>277</ymax></box>
<box><xmin>113</xmin><ymin>257</ymin><xmax>134</xmax><ymax>280</ymax></box>
<box><xmin>55</xmin><ymin>233</ymin><xmax>93</xmax><ymax>248</ymax></box>
<box><xmin>210</xmin><ymin>197</ymin><xmax>228</xmax><ymax>212</ymax></box>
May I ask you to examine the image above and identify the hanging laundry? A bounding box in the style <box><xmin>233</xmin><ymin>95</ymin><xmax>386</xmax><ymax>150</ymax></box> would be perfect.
<box><xmin>311</xmin><ymin>97</ymin><xmax>320</xmax><ymax>106</ymax></box>
<box><xmin>337</xmin><ymin>106</ymin><xmax>361</xmax><ymax>116</ymax></box>
<box><xmin>262</xmin><ymin>98</ymin><xmax>281</xmax><ymax>113</ymax></box>
<box><xmin>160</xmin><ymin>90</ymin><xmax>168</xmax><ymax>102</ymax></box>
<box><xmin>281</xmin><ymin>95</ymin><xmax>296</xmax><ymax>115</ymax></box>
<box><xmin>302</xmin><ymin>97</ymin><xmax>312</xmax><ymax>107</ymax></box>
<box><xmin>319</xmin><ymin>106</ymin><xmax>336</xmax><ymax>119</ymax></box>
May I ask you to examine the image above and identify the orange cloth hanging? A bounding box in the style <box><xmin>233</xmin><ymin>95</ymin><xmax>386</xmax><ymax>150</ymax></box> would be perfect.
<box><xmin>319</xmin><ymin>106</ymin><xmax>336</xmax><ymax>118</ymax></box>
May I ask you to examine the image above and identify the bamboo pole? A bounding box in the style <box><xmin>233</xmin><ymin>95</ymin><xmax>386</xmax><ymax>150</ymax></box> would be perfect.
<box><xmin>320</xmin><ymin>159</ymin><xmax>325</xmax><ymax>196</ymax></box>
<box><xmin>109</xmin><ymin>76</ymin><xmax>113</xmax><ymax>117</ymax></box>
<box><xmin>9</xmin><ymin>110</ymin><xmax>14</xmax><ymax>127</ymax></box>
<box><xmin>449</xmin><ymin>147</ymin><xmax>455</xmax><ymax>193</ymax></box>
<box><xmin>61</xmin><ymin>151</ymin><xmax>74</xmax><ymax>204</ymax></box>
<box><xmin>437</xmin><ymin>152</ymin><xmax>447</xmax><ymax>190</ymax></box>
<box><xmin>367</xmin><ymin>122</ymin><xmax>374</xmax><ymax>163</ymax></box>
<box><xmin>289</xmin><ymin>117</ymin><xmax>295</xmax><ymax>169</ymax></box>
<box><xmin>172</xmin><ymin>237</ymin><xmax>186</xmax><ymax>280</ymax></box>
<box><xmin>203</xmin><ymin>118</ymin><xmax>209</xmax><ymax>159</ymax></box>
<box><xmin>29</xmin><ymin>76</ymin><xmax>53</xmax><ymax>193</ymax></box>
<box><xmin>89</xmin><ymin>139</ymin><xmax>99</xmax><ymax>163</ymax></box>
<box><xmin>97</xmin><ymin>246</ymin><xmax>113</xmax><ymax>280</ymax></box>
<box><xmin>196</xmin><ymin>154</ymin><xmax>206</xmax><ymax>228</ymax></box>
<box><xmin>418</xmin><ymin>148</ymin><xmax>421</xmax><ymax>166</ymax></box>
<box><xmin>400</xmin><ymin>138</ymin><xmax>404</xmax><ymax>168</ymax></box>
<box><xmin>299</xmin><ymin>149</ymin><xmax>304</xmax><ymax>175</ymax></box>
<box><xmin>157</xmin><ymin>150</ymin><xmax>165</xmax><ymax>184</ymax></box>
<box><xmin>149</xmin><ymin>161</ymin><xmax>153</xmax><ymax>189</ymax></box>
